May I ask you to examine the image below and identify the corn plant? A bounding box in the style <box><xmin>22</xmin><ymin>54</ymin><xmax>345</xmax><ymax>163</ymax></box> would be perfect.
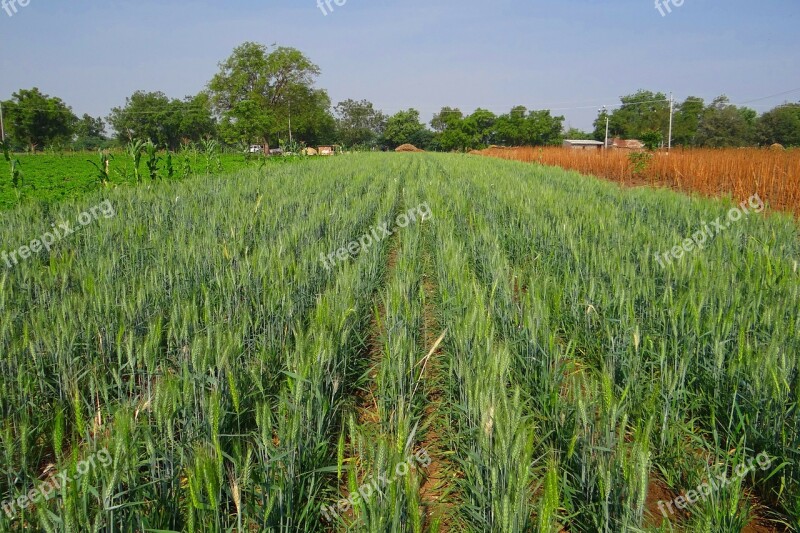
<box><xmin>164</xmin><ymin>151</ymin><xmax>175</xmax><ymax>180</ymax></box>
<box><xmin>1</xmin><ymin>139</ymin><xmax>23</xmax><ymax>190</ymax></box>
<box><xmin>126</xmin><ymin>139</ymin><xmax>147</xmax><ymax>183</ymax></box>
<box><xmin>144</xmin><ymin>140</ymin><xmax>161</xmax><ymax>181</ymax></box>
<box><xmin>200</xmin><ymin>139</ymin><xmax>221</xmax><ymax>175</ymax></box>
<box><xmin>87</xmin><ymin>149</ymin><xmax>112</xmax><ymax>186</ymax></box>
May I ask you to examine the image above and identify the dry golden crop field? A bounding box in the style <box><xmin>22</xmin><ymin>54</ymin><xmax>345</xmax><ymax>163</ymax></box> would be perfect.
<box><xmin>477</xmin><ymin>146</ymin><xmax>800</xmax><ymax>216</ymax></box>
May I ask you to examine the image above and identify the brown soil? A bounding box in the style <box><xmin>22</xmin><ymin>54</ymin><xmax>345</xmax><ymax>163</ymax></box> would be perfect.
<box><xmin>643</xmin><ymin>476</ymin><xmax>685</xmax><ymax>528</ymax></box>
<box><xmin>417</xmin><ymin>248</ymin><xmax>460</xmax><ymax>531</ymax></box>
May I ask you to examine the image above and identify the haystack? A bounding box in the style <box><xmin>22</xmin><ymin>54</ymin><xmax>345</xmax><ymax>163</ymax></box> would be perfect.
<box><xmin>302</xmin><ymin>147</ymin><xmax>318</xmax><ymax>156</ymax></box>
<box><xmin>770</xmin><ymin>143</ymin><xmax>785</xmax><ymax>151</ymax></box>
<box><xmin>395</xmin><ymin>144</ymin><xmax>423</xmax><ymax>152</ymax></box>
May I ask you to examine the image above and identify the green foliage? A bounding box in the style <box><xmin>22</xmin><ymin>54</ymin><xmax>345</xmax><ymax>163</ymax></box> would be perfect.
<box><xmin>431</xmin><ymin>105</ymin><xmax>564</xmax><ymax>150</ymax></box>
<box><xmin>0</xmin><ymin>151</ymin><xmax>257</xmax><ymax>210</ymax></box>
<box><xmin>144</xmin><ymin>141</ymin><xmax>161</xmax><ymax>181</ymax></box>
<box><xmin>628</xmin><ymin>150</ymin><xmax>653</xmax><ymax>175</ymax></box>
<box><xmin>108</xmin><ymin>91</ymin><xmax>216</xmax><ymax>149</ymax></box>
<box><xmin>757</xmin><ymin>103</ymin><xmax>800</xmax><ymax>147</ymax></box>
<box><xmin>696</xmin><ymin>96</ymin><xmax>758</xmax><ymax>147</ymax></box>
<box><xmin>2</xmin><ymin>88</ymin><xmax>77</xmax><ymax>151</ymax></box>
<box><xmin>1</xmin><ymin>139</ymin><xmax>23</xmax><ymax>190</ymax></box>
<box><xmin>640</xmin><ymin>130</ymin><xmax>663</xmax><ymax>151</ymax></box>
<box><xmin>593</xmin><ymin>90</ymin><xmax>670</xmax><ymax>142</ymax></box>
<box><xmin>672</xmin><ymin>96</ymin><xmax>705</xmax><ymax>146</ymax></box>
<box><xmin>200</xmin><ymin>138</ymin><xmax>221</xmax><ymax>175</ymax></box>
<box><xmin>87</xmin><ymin>150</ymin><xmax>112</xmax><ymax>186</ymax></box>
<box><xmin>165</xmin><ymin>151</ymin><xmax>175</xmax><ymax>180</ymax></box>
<box><xmin>209</xmin><ymin>42</ymin><xmax>333</xmax><ymax>147</ymax></box>
<box><xmin>0</xmin><ymin>152</ymin><xmax>798</xmax><ymax>531</ymax></box>
<box><xmin>381</xmin><ymin>108</ymin><xmax>431</xmax><ymax>149</ymax></box>
<box><xmin>563</xmin><ymin>127</ymin><xmax>593</xmax><ymax>140</ymax></box>
<box><xmin>72</xmin><ymin>113</ymin><xmax>108</xmax><ymax>151</ymax></box>
<box><xmin>334</xmin><ymin>99</ymin><xmax>386</xmax><ymax>148</ymax></box>
<box><xmin>126</xmin><ymin>139</ymin><xmax>146</xmax><ymax>183</ymax></box>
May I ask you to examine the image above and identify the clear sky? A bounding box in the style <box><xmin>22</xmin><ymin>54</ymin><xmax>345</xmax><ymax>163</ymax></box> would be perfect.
<box><xmin>1</xmin><ymin>0</ymin><xmax>798</xmax><ymax>131</ymax></box>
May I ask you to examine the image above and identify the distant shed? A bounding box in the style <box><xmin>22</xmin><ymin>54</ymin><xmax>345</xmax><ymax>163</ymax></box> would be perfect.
<box><xmin>563</xmin><ymin>139</ymin><xmax>605</xmax><ymax>150</ymax></box>
<box><xmin>610</xmin><ymin>138</ymin><xmax>645</xmax><ymax>150</ymax></box>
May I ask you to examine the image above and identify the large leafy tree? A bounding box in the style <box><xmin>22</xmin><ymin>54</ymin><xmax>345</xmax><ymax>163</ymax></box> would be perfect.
<box><xmin>672</xmin><ymin>97</ymin><xmax>705</xmax><ymax>146</ymax></box>
<box><xmin>209</xmin><ymin>42</ymin><xmax>330</xmax><ymax>147</ymax></box>
<box><xmin>382</xmin><ymin>109</ymin><xmax>431</xmax><ymax>149</ymax></box>
<box><xmin>73</xmin><ymin>114</ymin><xmax>108</xmax><ymax>150</ymax></box>
<box><xmin>593</xmin><ymin>90</ymin><xmax>671</xmax><ymax>141</ymax></box>
<box><xmin>431</xmin><ymin>107</ymin><xmax>468</xmax><ymax>151</ymax></box>
<box><xmin>178</xmin><ymin>93</ymin><xmax>217</xmax><ymax>144</ymax></box>
<box><xmin>108</xmin><ymin>91</ymin><xmax>215</xmax><ymax>149</ymax></box>
<box><xmin>494</xmin><ymin>106</ymin><xmax>528</xmax><ymax>146</ymax></box>
<box><xmin>696</xmin><ymin>96</ymin><xmax>757</xmax><ymax>147</ymax></box>
<box><xmin>285</xmin><ymin>87</ymin><xmax>336</xmax><ymax>147</ymax></box>
<box><xmin>463</xmin><ymin>108</ymin><xmax>497</xmax><ymax>147</ymax></box>
<box><xmin>757</xmin><ymin>103</ymin><xmax>800</xmax><ymax>147</ymax></box>
<box><xmin>494</xmin><ymin>107</ymin><xmax>564</xmax><ymax>146</ymax></box>
<box><xmin>521</xmin><ymin>110</ymin><xmax>564</xmax><ymax>146</ymax></box>
<box><xmin>563</xmin><ymin>127</ymin><xmax>593</xmax><ymax>140</ymax></box>
<box><xmin>334</xmin><ymin>99</ymin><xmax>386</xmax><ymax>148</ymax></box>
<box><xmin>430</xmin><ymin>107</ymin><xmax>463</xmax><ymax>133</ymax></box>
<box><xmin>2</xmin><ymin>88</ymin><xmax>76</xmax><ymax>151</ymax></box>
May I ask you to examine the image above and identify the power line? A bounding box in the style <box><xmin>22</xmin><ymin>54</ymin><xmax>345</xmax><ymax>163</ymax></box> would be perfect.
<box><xmin>738</xmin><ymin>87</ymin><xmax>800</xmax><ymax>105</ymax></box>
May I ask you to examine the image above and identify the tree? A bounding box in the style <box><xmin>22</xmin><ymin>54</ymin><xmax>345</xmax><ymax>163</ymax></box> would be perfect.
<box><xmin>73</xmin><ymin>114</ymin><xmax>107</xmax><ymax>150</ymax></box>
<box><xmin>462</xmin><ymin>108</ymin><xmax>497</xmax><ymax>147</ymax></box>
<box><xmin>593</xmin><ymin>90</ymin><xmax>670</xmax><ymax>141</ymax></box>
<box><xmin>522</xmin><ymin>110</ymin><xmax>564</xmax><ymax>146</ymax></box>
<box><xmin>108</xmin><ymin>91</ymin><xmax>174</xmax><ymax>146</ymax></box>
<box><xmin>2</xmin><ymin>88</ymin><xmax>76</xmax><ymax>151</ymax></box>
<box><xmin>696</xmin><ymin>96</ymin><xmax>756</xmax><ymax>147</ymax></box>
<box><xmin>382</xmin><ymin>109</ymin><xmax>430</xmax><ymax>148</ymax></box>
<box><xmin>672</xmin><ymin>97</ymin><xmax>705</xmax><ymax>146</ymax></box>
<box><xmin>208</xmin><ymin>42</ymin><xmax>325</xmax><ymax>147</ymax></box>
<box><xmin>430</xmin><ymin>107</ymin><xmax>468</xmax><ymax>151</ymax></box>
<box><xmin>334</xmin><ymin>99</ymin><xmax>387</xmax><ymax>148</ymax></box>
<box><xmin>218</xmin><ymin>100</ymin><xmax>273</xmax><ymax>147</ymax></box>
<box><xmin>178</xmin><ymin>93</ymin><xmax>217</xmax><ymax>144</ymax></box>
<box><xmin>108</xmin><ymin>91</ymin><xmax>216</xmax><ymax>149</ymax></box>
<box><xmin>757</xmin><ymin>103</ymin><xmax>800</xmax><ymax>147</ymax></box>
<box><xmin>494</xmin><ymin>106</ymin><xmax>528</xmax><ymax>145</ymax></box>
<box><xmin>278</xmin><ymin>86</ymin><xmax>336</xmax><ymax>147</ymax></box>
<box><xmin>563</xmin><ymin>127</ymin><xmax>593</xmax><ymax>140</ymax></box>
<box><xmin>430</xmin><ymin>107</ymin><xmax>463</xmax><ymax>133</ymax></box>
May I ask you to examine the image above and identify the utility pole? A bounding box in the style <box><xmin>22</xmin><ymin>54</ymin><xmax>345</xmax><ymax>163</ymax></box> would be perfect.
<box><xmin>599</xmin><ymin>106</ymin><xmax>610</xmax><ymax>149</ymax></box>
<box><xmin>0</xmin><ymin>100</ymin><xmax>5</xmax><ymax>142</ymax></box>
<box><xmin>288</xmin><ymin>101</ymin><xmax>293</xmax><ymax>145</ymax></box>
<box><xmin>668</xmin><ymin>92</ymin><xmax>674</xmax><ymax>152</ymax></box>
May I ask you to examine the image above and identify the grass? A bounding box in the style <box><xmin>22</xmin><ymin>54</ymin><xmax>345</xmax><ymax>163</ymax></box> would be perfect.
<box><xmin>0</xmin><ymin>150</ymin><xmax>298</xmax><ymax>210</ymax></box>
<box><xmin>0</xmin><ymin>152</ymin><xmax>797</xmax><ymax>532</ymax></box>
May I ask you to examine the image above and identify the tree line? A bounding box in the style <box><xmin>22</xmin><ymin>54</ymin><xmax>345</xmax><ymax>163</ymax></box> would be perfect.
<box><xmin>1</xmin><ymin>43</ymin><xmax>799</xmax><ymax>153</ymax></box>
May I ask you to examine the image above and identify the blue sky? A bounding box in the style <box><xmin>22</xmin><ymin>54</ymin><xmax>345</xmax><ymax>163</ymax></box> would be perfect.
<box><xmin>1</xmin><ymin>0</ymin><xmax>798</xmax><ymax>130</ymax></box>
